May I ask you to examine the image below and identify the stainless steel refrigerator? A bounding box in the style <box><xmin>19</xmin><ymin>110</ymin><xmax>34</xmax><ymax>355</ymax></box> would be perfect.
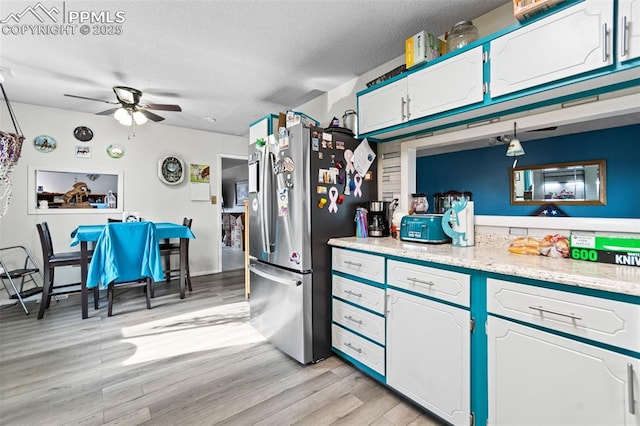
<box><xmin>248</xmin><ymin>123</ymin><xmax>377</xmax><ymax>364</ymax></box>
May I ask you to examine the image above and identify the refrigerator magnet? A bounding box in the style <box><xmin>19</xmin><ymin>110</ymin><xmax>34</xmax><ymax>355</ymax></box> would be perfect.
<box><xmin>337</xmin><ymin>194</ymin><xmax>345</xmax><ymax>205</ymax></box>
<box><xmin>278</xmin><ymin>188</ymin><xmax>289</xmax><ymax>216</ymax></box>
<box><xmin>318</xmin><ymin>198</ymin><xmax>327</xmax><ymax>208</ymax></box>
<box><xmin>312</xmin><ymin>138</ymin><xmax>319</xmax><ymax>151</ymax></box>
<box><xmin>318</xmin><ymin>152</ymin><xmax>323</xmax><ymax>160</ymax></box>
<box><xmin>317</xmin><ymin>186</ymin><xmax>328</xmax><ymax>194</ymax></box>
<box><xmin>283</xmin><ymin>157</ymin><xmax>295</xmax><ymax>172</ymax></box>
<box><xmin>336</xmin><ymin>140</ymin><xmax>345</xmax><ymax>150</ymax></box>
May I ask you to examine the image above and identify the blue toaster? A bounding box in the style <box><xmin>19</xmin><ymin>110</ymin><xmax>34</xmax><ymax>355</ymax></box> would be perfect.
<box><xmin>400</xmin><ymin>214</ymin><xmax>450</xmax><ymax>244</ymax></box>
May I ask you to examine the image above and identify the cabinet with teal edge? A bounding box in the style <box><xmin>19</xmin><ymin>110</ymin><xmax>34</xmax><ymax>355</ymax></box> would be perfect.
<box><xmin>331</xmin><ymin>247</ymin><xmax>386</xmax><ymax>382</ymax></box>
<box><xmin>329</xmin><ymin>243</ymin><xmax>640</xmax><ymax>426</ymax></box>
<box><xmin>356</xmin><ymin>0</ymin><xmax>640</xmax><ymax>143</ymax></box>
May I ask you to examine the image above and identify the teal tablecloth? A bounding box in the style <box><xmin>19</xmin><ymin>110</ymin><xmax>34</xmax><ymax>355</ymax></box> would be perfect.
<box><xmin>71</xmin><ymin>222</ymin><xmax>195</xmax><ymax>246</ymax></box>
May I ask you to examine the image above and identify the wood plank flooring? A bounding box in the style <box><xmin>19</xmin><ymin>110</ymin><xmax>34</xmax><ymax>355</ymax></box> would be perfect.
<box><xmin>0</xmin><ymin>270</ymin><xmax>444</xmax><ymax>425</ymax></box>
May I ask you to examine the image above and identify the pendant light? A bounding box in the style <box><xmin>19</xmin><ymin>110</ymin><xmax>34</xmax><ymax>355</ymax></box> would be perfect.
<box><xmin>505</xmin><ymin>122</ymin><xmax>524</xmax><ymax>167</ymax></box>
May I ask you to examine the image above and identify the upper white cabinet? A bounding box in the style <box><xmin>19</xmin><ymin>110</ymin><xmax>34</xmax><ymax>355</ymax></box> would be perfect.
<box><xmin>619</xmin><ymin>0</ymin><xmax>640</xmax><ymax>61</ymax></box>
<box><xmin>408</xmin><ymin>46</ymin><xmax>484</xmax><ymax>120</ymax></box>
<box><xmin>358</xmin><ymin>78</ymin><xmax>408</xmax><ymax>135</ymax></box>
<box><xmin>490</xmin><ymin>0</ymin><xmax>614</xmax><ymax>98</ymax></box>
<box><xmin>358</xmin><ymin>47</ymin><xmax>484</xmax><ymax>135</ymax></box>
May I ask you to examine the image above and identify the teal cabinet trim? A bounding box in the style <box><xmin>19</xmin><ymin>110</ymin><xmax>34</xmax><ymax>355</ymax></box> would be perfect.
<box><xmin>483</xmin><ymin>270</ymin><xmax>640</xmax><ymax>305</ymax></box>
<box><xmin>357</xmin><ymin>0</ymin><xmax>639</xmax><ymax>143</ymax></box>
<box><xmin>333</xmin><ymin>295</ymin><xmax>386</xmax><ymax>317</ymax></box>
<box><xmin>331</xmin><ymin>270</ymin><xmax>386</xmax><ymax>290</ymax></box>
<box><xmin>332</xmin><ymin>321</ymin><xmax>385</xmax><ymax>348</ymax></box>
<box><xmin>386</xmin><ymin>283</ymin><xmax>470</xmax><ymax>312</ymax></box>
<box><xmin>489</xmin><ymin>312</ymin><xmax>640</xmax><ymax>359</ymax></box>
<box><xmin>332</xmin><ymin>347</ymin><xmax>386</xmax><ymax>383</ymax></box>
<box><xmin>470</xmin><ymin>273</ymin><xmax>488</xmax><ymax>426</ymax></box>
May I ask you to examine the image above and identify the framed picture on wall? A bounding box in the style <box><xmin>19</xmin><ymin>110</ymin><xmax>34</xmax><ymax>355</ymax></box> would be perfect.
<box><xmin>235</xmin><ymin>180</ymin><xmax>248</xmax><ymax>205</ymax></box>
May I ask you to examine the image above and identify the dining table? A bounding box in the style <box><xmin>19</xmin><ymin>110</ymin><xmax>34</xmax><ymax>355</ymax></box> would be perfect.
<box><xmin>70</xmin><ymin>221</ymin><xmax>195</xmax><ymax>319</ymax></box>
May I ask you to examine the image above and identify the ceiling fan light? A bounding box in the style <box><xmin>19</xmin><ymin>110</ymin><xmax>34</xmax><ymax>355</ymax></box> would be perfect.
<box><xmin>114</xmin><ymin>107</ymin><xmax>131</xmax><ymax>124</ymax></box>
<box><xmin>132</xmin><ymin>110</ymin><xmax>148</xmax><ymax>125</ymax></box>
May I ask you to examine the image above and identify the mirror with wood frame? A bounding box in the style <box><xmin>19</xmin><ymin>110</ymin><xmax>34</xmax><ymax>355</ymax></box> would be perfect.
<box><xmin>511</xmin><ymin>160</ymin><xmax>606</xmax><ymax>205</ymax></box>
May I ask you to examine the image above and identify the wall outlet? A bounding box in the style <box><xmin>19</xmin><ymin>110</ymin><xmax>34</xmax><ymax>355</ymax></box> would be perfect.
<box><xmin>210</xmin><ymin>195</ymin><xmax>217</xmax><ymax>204</ymax></box>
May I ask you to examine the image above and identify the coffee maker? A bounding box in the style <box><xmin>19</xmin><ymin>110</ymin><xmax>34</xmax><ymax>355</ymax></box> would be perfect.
<box><xmin>368</xmin><ymin>201</ymin><xmax>390</xmax><ymax>237</ymax></box>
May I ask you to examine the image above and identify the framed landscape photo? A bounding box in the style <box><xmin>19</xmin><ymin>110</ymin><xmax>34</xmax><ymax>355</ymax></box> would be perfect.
<box><xmin>235</xmin><ymin>180</ymin><xmax>248</xmax><ymax>205</ymax></box>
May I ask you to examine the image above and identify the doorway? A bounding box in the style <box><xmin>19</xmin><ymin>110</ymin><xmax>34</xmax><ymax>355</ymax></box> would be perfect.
<box><xmin>218</xmin><ymin>154</ymin><xmax>248</xmax><ymax>272</ymax></box>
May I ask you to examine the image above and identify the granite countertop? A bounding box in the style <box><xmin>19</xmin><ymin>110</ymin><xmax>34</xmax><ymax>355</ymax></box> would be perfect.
<box><xmin>328</xmin><ymin>236</ymin><xmax>640</xmax><ymax>297</ymax></box>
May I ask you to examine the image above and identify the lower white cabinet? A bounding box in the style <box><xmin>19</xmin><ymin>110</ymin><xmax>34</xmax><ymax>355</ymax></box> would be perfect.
<box><xmin>386</xmin><ymin>288</ymin><xmax>471</xmax><ymax>426</ymax></box>
<box><xmin>487</xmin><ymin>316</ymin><xmax>640</xmax><ymax>426</ymax></box>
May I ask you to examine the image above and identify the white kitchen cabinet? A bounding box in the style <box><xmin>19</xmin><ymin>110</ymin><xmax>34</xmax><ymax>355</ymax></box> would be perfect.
<box><xmin>358</xmin><ymin>78</ymin><xmax>408</xmax><ymax>134</ymax></box>
<box><xmin>386</xmin><ymin>288</ymin><xmax>471</xmax><ymax>426</ymax></box>
<box><xmin>490</xmin><ymin>0</ymin><xmax>614</xmax><ymax>98</ymax></box>
<box><xmin>408</xmin><ymin>46</ymin><xmax>484</xmax><ymax>120</ymax></box>
<box><xmin>332</xmin><ymin>247</ymin><xmax>385</xmax><ymax>284</ymax></box>
<box><xmin>619</xmin><ymin>0</ymin><xmax>640</xmax><ymax>62</ymax></box>
<box><xmin>487</xmin><ymin>317</ymin><xmax>639</xmax><ymax>426</ymax></box>
<box><xmin>358</xmin><ymin>47</ymin><xmax>484</xmax><ymax>135</ymax></box>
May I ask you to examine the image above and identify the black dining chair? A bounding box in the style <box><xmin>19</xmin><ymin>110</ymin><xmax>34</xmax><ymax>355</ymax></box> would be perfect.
<box><xmin>159</xmin><ymin>217</ymin><xmax>193</xmax><ymax>291</ymax></box>
<box><xmin>36</xmin><ymin>222</ymin><xmax>99</xmax><ymax>319</ymax></box>
<box><xmin>87</xmin><ymin>222</ymin><xmax>165</xmax><ymax>316</ymax></box>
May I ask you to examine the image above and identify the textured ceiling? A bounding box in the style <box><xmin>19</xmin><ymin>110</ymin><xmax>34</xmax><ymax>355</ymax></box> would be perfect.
<box><xmin>0</xmin><ymin>0</ymin><xmax>509</xmax><ymax>137</ymax></box>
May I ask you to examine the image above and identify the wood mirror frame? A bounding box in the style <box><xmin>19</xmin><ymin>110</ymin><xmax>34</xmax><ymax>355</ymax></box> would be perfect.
<box><xmin>510</xmin><ymin>160</ymin><xmax>606</xmax><ymax>205</ymax></box>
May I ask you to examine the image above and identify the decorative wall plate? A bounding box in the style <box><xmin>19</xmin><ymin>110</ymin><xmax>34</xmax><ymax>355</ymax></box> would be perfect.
<box><xmin>158</xmin><ymin>154</ymin><xmax>185</xmax><ymax>185</ymax></box>
<box><xmin>106</xmin><ymin>144</ymin><xmax>125</xmax><ymax>159</ymax></box>
<box><xmin>33</xmin><ymin>135</ymin><xmax>57</xmax><ymax>153</ymax></box>
<box><xmin>73</xmin><ymin>126</ymin><xmax>93</xmax><ymax>141</ymax></box>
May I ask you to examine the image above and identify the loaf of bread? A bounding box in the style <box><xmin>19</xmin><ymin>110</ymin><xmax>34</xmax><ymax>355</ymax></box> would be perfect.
<box><xmin>508</xmin><ymin>236</ymin><xmax>541</xmax><ymax>255</ymax></box>
<box><xmin>539</xmin><ymin>234</ymin><xmax>570</xmax><ymax>258</ymax></box>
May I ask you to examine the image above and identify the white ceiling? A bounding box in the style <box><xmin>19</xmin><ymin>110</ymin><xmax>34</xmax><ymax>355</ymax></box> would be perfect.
<box><xmin>0</xmin><ymin>0</ymin><xmax>509</xmax><ymax>137</ymax></box>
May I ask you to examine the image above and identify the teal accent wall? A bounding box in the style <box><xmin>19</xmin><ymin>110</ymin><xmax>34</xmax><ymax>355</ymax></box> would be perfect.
<box><xmin>415</xmin><ymin>124</ymin><xmax>640</xmax><ymax>218</ymax></box>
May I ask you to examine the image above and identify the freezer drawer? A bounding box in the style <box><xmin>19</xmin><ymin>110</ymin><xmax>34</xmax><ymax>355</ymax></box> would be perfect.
<box><xmin>249</xmin><ymin>260</ymin><xmax>313</xmax><ymax>364</ymax></box>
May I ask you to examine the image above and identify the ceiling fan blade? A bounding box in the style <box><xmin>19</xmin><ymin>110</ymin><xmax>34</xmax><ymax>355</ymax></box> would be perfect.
<box><xmin>143</xmin><ymin>103</ymin><xmax>182</xmax><ymax>112</ymax></box>
<box><xmin>139</xmin><ymin>109</ymin><xmax>165</xmax><ymax>122</ymax></box>
<box><xmin>64</xmin><ymin>94</ymin><xmax>118</xmax><ymax>105</ymax></box>
<box><xmin>96</xmin><ymin>108</ymin><xmax>120</xmax><ymax>116</ymax></box>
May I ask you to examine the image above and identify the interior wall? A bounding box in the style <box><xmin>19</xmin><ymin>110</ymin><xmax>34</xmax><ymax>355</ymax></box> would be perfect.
<box><xmin>415</xmin><ymin>124</ymin><xmax>640</xmax><ymax>218</ymax></box>
<box><xmin>0</xmin><ymin>102</ymin><xmax>248</xmax><ymax>284</ymax></box>
<box><xmin>221</xmin><ymin>164</ymin><xmax>248</xmax><ymax>212</ymax></box>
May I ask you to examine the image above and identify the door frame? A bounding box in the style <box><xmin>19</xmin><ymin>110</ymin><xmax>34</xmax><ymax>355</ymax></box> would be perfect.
<box><xmin>217</xmin><ymin>153</ymin><xmax>248</xmax><ymax>272</ymax></box>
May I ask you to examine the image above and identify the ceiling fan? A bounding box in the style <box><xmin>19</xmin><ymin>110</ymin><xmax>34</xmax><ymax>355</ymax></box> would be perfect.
<box><xmin>64</xmin><ymin>86</ymin><xmax>182</xmax><ymax>125</ymax></box>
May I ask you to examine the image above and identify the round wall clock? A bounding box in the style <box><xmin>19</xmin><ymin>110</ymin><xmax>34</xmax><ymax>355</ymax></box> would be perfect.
<box><xmin>158</xmin><ymin>154</ymin><xmax>185</xmax><ymax>185</ymax></box>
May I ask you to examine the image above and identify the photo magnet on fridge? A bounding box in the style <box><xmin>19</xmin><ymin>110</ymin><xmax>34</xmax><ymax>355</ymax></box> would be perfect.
<box><xmin>312</xmin><ymin>138</ymin><xmax>319</xmax><ymax>151</ymax></box>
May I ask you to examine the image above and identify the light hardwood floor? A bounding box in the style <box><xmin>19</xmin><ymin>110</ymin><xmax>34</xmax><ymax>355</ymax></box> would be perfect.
<box><xmin>0</xmin><ymin>271</ymin><xmax>443</xmax><ymax>425</ymax></box>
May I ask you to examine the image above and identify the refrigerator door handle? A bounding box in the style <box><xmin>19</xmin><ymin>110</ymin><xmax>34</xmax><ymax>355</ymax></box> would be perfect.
<box><xmin>260</xmin><ymin>146</ymin><xmax>273</xmax><ymax>254</ymax></box>
<box><xmin>249</xmin><ymin>263</ymin><xmax>302</xmax><ymax>287</ymax></box>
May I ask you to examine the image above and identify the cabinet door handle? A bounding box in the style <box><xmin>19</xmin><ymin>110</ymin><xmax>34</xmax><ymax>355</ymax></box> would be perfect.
<box><xmin>528</xmin><ymin>305</ymin><xmax>582</xmax><ymax>320</ymax></box>
<box><xmin>344</xmin><ymin>260</ymin><xmax>362</xmax><ymax>268</ymax></box>
<box><xmin>406</xmin><ymin>95</ymin><xmax>411</xmax><ymax>120</ymax></box>
<box><xmin>629</xmin><ymin>363</ymin><xmax>636</xmax><ymax>415</ymax></box>
<box><xmin>345</xmin><ymin>342</ymin><xmax>363</xmax><ymax>354</ymax></box>
<box><xmin>344</xmin><ymin>289</ymin><xmax>363</xmax><ymax>298</ymax></box>
<box><xmin>401</xmin><ymin>97</ymin><xmax>407</xmax><ymax>120</ymax></box>
<box><xmin>344</xmin><ymin>315</ymin><xmax>363</xmax><ymax>325</ymax></box>
<box><xmin>621</xmin><ymin>16</ymin><xmax>628</xmax><ymax>57</ymax></box>
<box><xmin>602</xmin><ymin>23</ymin><xmax>610</xmax><ymax>62</ymax></box>
<box><xmin>408</xmin><ymin>277</ymin><xmax>434</xmax><ymax>286</ymax></box>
